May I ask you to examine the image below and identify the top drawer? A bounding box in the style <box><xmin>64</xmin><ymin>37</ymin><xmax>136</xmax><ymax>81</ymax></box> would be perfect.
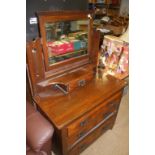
<box><xmin>67</xmin><ymin>91</ymin><xmax>122</xmax><ymax>138</ymax></box>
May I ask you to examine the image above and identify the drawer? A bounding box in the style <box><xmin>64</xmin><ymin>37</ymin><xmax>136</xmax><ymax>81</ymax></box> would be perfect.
<box><xmin>69</xmin><ymin>71</ymin><xmax>94</xmax><ymax>92</ymax></box>
<box><xmin>68</xmin><ymin>114</ymin><xmax>117</xmax><ymax>155</ymax></box>
<box><xmin>67</xmin><ymin>92</ymin><xmax>122</xmax><ymax>146</ymax></box>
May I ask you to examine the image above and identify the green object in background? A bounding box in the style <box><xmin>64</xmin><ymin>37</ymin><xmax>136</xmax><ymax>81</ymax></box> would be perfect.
<box><xmin>73</xmin><ymin>40</ymin><xmax>81</xmax><ymax>50</ymax></box>
<box><xmin>72</xmin><ymin>40</ymin><xmax>87</xmax><ymax>50</ymax></box>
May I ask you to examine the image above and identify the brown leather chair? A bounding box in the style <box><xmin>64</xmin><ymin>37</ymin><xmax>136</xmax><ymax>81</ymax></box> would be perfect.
<box><xmin>26</xmin><ymin>102</ymin><xmax>54</xmax><ymax>155</ymax></box>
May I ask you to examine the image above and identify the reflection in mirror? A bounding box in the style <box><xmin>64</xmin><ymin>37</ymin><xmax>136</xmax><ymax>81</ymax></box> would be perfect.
<box><xmin>45</xmin><ymin>20</ymin><xmax>89</xmax><ymax>65</ymax></box>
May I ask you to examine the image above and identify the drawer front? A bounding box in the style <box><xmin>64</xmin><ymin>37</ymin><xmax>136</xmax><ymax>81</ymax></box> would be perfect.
<box><xmin>68</xmin><ymin>114</ymin><xmax>117</xmax><ymax>155</ymax></box>
<box><xmin>69</xmin><ymin>71</ymin><xmax>94</xmax><ymax>92</ymax></box>
<box><xmin>67</xmin><ymin>92</ymin><xmax>122</xmax><ymax>146</ymax></box>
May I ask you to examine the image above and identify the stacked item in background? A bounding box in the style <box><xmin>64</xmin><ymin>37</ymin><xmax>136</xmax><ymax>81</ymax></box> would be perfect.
<box><xmin>100</xmin><ymin>35</ymin><xmax>129</xmax><ymax>79</ymax></box>
<box><xmin>48</xmin><ymin>40</ymin><xmax>74</xmax><ymax>56</ymax></box>
<box><xmin>47</xmin><ymin>32</ymin><xmax>87</xmax><ymax>57</ymax></box>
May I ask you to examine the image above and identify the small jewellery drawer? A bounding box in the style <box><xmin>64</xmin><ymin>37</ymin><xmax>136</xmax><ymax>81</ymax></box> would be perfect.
<box><xmin>67</xmin><ymin>92</ymin><xmax>122</xmax><ymax>146</ymax></box>
<box><xmin>68</xmin><ymin>114</ymin><xmax>117</xmax><ymax>155</ymax></box>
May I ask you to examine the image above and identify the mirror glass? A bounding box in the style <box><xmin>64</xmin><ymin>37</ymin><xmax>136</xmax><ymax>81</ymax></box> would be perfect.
<box><xmin>45</xmin><ymin>20</ymin><xmax>89</xmax><ymax>65</ymax></box>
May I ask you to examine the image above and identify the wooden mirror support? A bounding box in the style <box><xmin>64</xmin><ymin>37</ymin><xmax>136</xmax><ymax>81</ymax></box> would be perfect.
<box><xmin>27</xmin><ymin>11</ymin><xmax>100</xmax><ymax>96</ymax></box>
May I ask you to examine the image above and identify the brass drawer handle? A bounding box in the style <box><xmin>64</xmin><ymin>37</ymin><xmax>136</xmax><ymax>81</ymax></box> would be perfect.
<box><xmin>79</xmin><ymin>143</ymin><xmax>87</xmax><ymax>152</ymax></box>
<box><xmin>103</xmin><ymin>112</ymin><xmax>111</xmax><ymax>119</ymax></box>
<box><xmin>80</xmin><ymin>119</ymin><xmax>88</xmax><ymax>127</ymax></box>
<box><xmin>78</xmin><ymin>79</ymin><xmax>86</xmax><ymax>87</ymax></box>
<box><xmin>78</xmin><ymin>131</ymin><xmax>86</xmax><ymax>138</ymax></box>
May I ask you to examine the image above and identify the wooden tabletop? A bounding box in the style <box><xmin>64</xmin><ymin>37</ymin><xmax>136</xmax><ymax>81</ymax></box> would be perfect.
<box><xmin>34</xmin><ymin>75</ymin><xmax>127</xmax><ymax>129</ymax></box>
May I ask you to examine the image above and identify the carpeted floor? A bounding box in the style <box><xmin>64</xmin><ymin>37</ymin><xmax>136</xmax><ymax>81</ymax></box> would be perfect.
<box><xmin>53</xmin><ymin>89</ymin><xmax>129</xmax><ymax>155</ymax></box>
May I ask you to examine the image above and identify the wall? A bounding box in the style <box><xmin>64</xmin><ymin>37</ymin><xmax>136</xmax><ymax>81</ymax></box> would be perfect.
<box><xmin>26</xmin><ymin>0</ymin><xmax>88</xmax><ymax>41</ymax></box>
<box><xmin>119</xmin><ymin>0</ymin><xmax>129</xmax><ymax>16</ymax></box>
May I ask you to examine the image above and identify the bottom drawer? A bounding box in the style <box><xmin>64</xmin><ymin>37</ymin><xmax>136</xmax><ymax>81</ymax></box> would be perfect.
<box><xmin>68</xmin><ymin>114</ymin><xmax>117</xmax><ymax>155</ymax></box>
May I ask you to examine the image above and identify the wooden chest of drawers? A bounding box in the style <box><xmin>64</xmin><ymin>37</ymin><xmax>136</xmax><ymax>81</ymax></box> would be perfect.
<box><xmin>34</xmin><ymin>75</ymin><xmax>126</xmax><ymax>155</ymax></box>
<box><xmin>26</xmin><ymin>11</ymin><xmax>126</xmax><ymax>155</ymax></box>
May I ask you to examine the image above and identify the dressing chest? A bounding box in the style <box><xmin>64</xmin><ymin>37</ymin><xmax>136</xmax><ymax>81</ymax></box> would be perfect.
<box><xmin>26</xmin><ymin>11</ymin><xmax>127</xmax><ymax>155</ymax></box>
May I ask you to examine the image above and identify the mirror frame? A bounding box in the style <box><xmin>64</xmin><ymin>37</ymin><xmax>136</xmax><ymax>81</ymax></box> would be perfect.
<box><xmin>38</xmin><ymin>11</ymin><xmax>93</xmax><ymax>71</ymax></box>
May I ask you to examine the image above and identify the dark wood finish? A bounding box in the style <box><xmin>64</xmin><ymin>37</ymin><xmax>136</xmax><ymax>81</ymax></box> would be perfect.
<box><xmin>34</xmin><ymin>75</ymin><xmax>126</xmax><ymax>128</ymax></box>
<box><xmin>37</xmin><ymin>64</ymin><xmax>95</xmax><ymax>93</ymax></box>
<box><xmin>26</xmin><ymin>72</ymin><xmax>33</xmax><ymax>103</ymax></box>
<box><xmin>66</xmin><ymin>91</ymin><xmax>121</xmax><ymax>139</ymax></box>
<box><xmin>26</xmin><ymin>11</ymin><xmax>127</xmax><ymax>155</ymax></box>
<box><xmin>67</xmin><ymin>91</ymin><xmax>121</xmax><ymax>136</ymax></box>
<box><xmin>27</xmin><ymin>11</ymin><xmax>100</xmax><ymax>95</ymax></box>
<box><xmin>26</xmin><ymin>38</ymin><xmax>45</xmax><ymax>95</ymax></box>
<box><xmin>32</xmin><ymin>75</ymin><xmax>126</xmax><ymax>155</ymax></box>
<box><xmin>38</xmin><ymin>11</ymin><xmax>94</xmax><ymax>71</ymax></box>
<box><xmin>68</xmin><ymin>114</ymin><xmax>117</xmax><ymax>155</ymax></box>
<box><xmin>90</xmin><ymin>29</ymin><xmax>100</xmax><ymax>66</ymax></box>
